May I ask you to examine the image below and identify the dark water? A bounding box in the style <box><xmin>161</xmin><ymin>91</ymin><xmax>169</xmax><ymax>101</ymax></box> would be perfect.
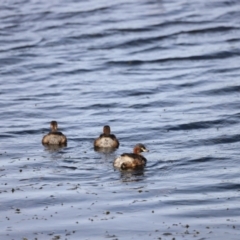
<box><xmin>1</xmin><ymin>0</ymin><xmax>240</xmax><ymax>239</ymax></box>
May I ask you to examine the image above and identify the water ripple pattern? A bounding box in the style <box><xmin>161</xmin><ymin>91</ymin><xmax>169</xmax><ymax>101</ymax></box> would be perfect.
<box><xmin>1</xmin><ymin>0</ymin><xmax>240</xmax><ymax>239</ymax></box>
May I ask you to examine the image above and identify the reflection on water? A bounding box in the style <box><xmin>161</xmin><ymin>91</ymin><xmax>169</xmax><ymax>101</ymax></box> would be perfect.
<box><xmin>43</xmin><ymin>144</ymin><xmax>67</xmax><ymax>152</ymax></box>
<box><xmin>119</xmin><ymin>168</ymin><xmax>145</xmax><ymax>182</ymax></box>
<box><xmin>94</xmin><ymin>146</ymin><xmax>118</xmax><ymax>154</ymax></box>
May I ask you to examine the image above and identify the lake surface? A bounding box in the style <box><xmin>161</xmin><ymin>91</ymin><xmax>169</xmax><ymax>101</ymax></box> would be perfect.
<box><xmin>1</xmin><ymin>0</ymin><xmax>240</xmax><ymax>239</ymax></box>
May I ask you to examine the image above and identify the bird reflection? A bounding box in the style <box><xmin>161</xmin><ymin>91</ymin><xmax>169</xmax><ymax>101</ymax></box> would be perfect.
<box><xmin>118</xmin><ymin>168</ymin><xmax>145</xmax><ymax>182</ymax></box>
<box><xmin>94</xmin><ymin>146</ymin><xmax>118</xmax><ymax>154</ymax></box>
<box><xmin>43</xmin><ymin>144</ymin><xmax>66</xmax><ymax>153</ymax></box>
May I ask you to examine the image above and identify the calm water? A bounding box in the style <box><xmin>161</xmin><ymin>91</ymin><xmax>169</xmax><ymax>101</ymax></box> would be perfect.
<box><xmin>1</xmin><ymin>0</ymin><xmax>240</xmax><ymax>239</ymax></box>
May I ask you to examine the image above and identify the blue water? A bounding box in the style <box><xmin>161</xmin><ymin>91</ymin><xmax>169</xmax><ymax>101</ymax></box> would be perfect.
<box><xmin>1</xmin><ymin>0</ymin><xmax>240</xmax><ymax>239</ymax></box>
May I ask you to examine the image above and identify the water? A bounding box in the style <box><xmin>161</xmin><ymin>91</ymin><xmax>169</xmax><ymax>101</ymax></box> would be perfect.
<box><xmin>1</xmin><ymin>0</ymin><xmax>240</xmax><ymax>239</ymax></box>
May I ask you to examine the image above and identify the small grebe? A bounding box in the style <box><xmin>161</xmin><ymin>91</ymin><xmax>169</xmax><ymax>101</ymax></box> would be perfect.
<box><xmin>113</xmin><ymin>143</ymin><xmax>149</xmax><ymax>169</ymax></box>
<box><xmin>42</xmin><ymin>121</ymin><xmax>67</xmax><ymax>145</ymax></box>
<box><xmin>94</xmin><ymin>125</ymin><xmax>119</xmax><ymax>149</ymax></box>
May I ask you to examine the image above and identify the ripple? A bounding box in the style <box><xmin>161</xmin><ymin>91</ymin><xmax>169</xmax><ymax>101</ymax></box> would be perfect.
<box><xmin>1</xmin><ymin>0</ymin><xmax>240</xmax><ymax>239</ymax></box>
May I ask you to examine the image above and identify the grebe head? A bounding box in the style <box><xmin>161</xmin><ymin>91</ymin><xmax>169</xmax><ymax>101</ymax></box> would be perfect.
<box><xmin>50</xmin><ymin>121</ymin><xmax>58</xmax><ymax>132</ymax></box>
<box><xmin>103</xmin><ymin>125</ymin><xmax>111</xmax><ymax>135</ymax></box>
<box><xmin>133</xmin><ymin>143</ymin><xmax>149</xmax><ymax>154</ymax></box>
